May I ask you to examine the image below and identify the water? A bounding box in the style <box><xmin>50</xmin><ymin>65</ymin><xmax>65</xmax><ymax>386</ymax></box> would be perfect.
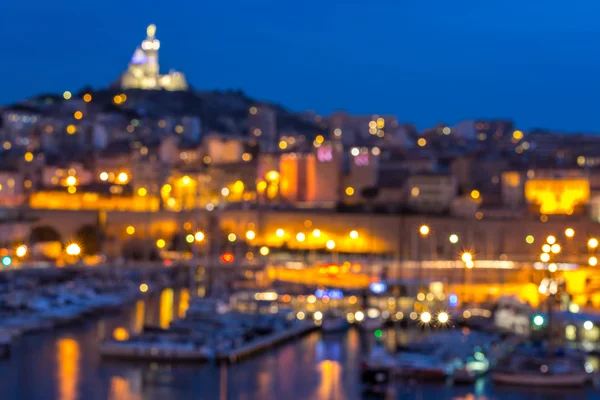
<box><xmin>0</xmin><ymin>289</ymin><xmax>598</xmax><ymax>400</ymax></box>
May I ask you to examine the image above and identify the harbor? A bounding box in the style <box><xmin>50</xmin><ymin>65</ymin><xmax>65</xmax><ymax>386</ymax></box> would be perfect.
<box><xmin>0</xmin><ymin>290</ymin><xmax>600</xmax><ymax>400</ymax></box>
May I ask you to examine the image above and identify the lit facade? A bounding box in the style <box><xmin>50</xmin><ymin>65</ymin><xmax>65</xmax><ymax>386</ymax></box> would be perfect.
<box><xmin>120</xmin><ymin>24</ymin><xmax>187</xmax><ymax>91</ymax></box>
<box><xmin>278</xmin><ymin>144</ymin><xmax>340</xmax><ymax>207</ymax></box>
<box><xmin>30</xmin><ymin>190</ymin><xmax>159</xmax><ymax>212</ymax></box>
<box><xmin>343</xmin><ymin>147</ymin><xmax>379</xmax><ymax>202</ymax></box>
<box><xmin>525</xmin><ymin>178</ymin><xmax>590</xmax><ymax>214</ymax></box>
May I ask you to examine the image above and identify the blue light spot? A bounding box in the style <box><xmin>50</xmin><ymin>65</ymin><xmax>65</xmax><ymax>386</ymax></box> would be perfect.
<box><xmin>370</xmin><ymin>282</ymin><xmax>387</xmax><ymax>294</ymax></box>
<box><xmin>449</xmin><ymin>294</ymin><xmax>458</xmax><ymax>307</ymax></box>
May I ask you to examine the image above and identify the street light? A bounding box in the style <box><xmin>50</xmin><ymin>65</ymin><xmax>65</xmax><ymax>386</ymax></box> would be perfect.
<box><xmin>246</xmin><ymin>230</ymin><xmax>256</xmax><ymax>240</ymax></box>
<box><xmin>590</xmin><ymin>256</ymin><xmax>598</xmax><ymax>267</ymax></box>
<box><xmin>349</xmin><ymin>230</ymin><xmax>359</xmax><ymax>239</ymax></box>
<box><xmin>461</xmin><ymin>252</ymin><xmax>473</xmax><ymax>263</ymax></box>
<box><xmin>565</xmin><ymin>228</ymin><xmax>575</xmax><ymax>238</ymax></box>
<box><xmin>276</xmin><ymin>229</ymin><xmax>285</xmax><ymax>238</ymax></box>
<box><xmin>296</xmin><ymin>233</ymin><xmax>306</xmax><ymax>242</ymax></box>
<box><xmin>419</xmin><ymin>225</ymin><xmax>430</xmax><ymax>236</ymax></box>
<box><xmin>312</xmin><ymin>229</ymin><xmax>321</xmax><ymax>238</ymax></box>
<box><xmin>259</xmin><ymin>246</ymin><xmax>269</xmax><ymax>256</ymax></box>
<box><xmin>546</xmin><ymin>235</ymin><xmax>556</xmax><ymax>245</ymax></box>
<box><xmin>66</xmin><ymin>243</ymin><xmax>81</xmax><ymax>256</ymax></box>
<box><xmin>15</xmin><ymin>245</ymin><xmax>27</xmax><ymax>258</ymax></box>
<box><xmin>589</xmin><ymin>238</ymin><xmax>599</xmax><ymax>249</ymax></box>
<box><xmin>542</xmin><ymin>244</ymin><xmax>551</xmax><ymax>253</ymax></box>
<box><xmin>449</xmin><ymin>234</ymin><xmax>459</xmax><ymax>244</ymax></box>
<box><xmin>551</xmin><ymin>244</ymin><xmax>561</xmax><ymax>254</ymax></box>
<box><xmin>420</xmin><ymin>312</ymin><xmax>432</xmax><ymax>323</ymax></box>
<box><xmin>540</xmin><ymin>253</ymin><xmax>550</xmax><ymax>262</ymax></box>
<box><xmin>194</xmin><ymin>231</ymin><xmax>205</xmax><ymax>242</ymax></box>
<box><xmin>326</xmin><ymin>240</ymin><xmax>336</xmax><ymax>250</ymax></box>
<box><xmin>437</xmin><ymin>312</ymin><xmax>449</xmax><ymax>324</ymax></box>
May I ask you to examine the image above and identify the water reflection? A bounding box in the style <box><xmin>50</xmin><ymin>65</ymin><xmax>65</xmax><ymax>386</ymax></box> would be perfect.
<box><xmin>5</xmin><ymin>290</ymin><xmax>600</xmax><ymax>400</ymax></box>
<box><xmin>159</xmin><ymin>288</ymin><xmax>174</xmax><ymax>329</ymax></box>
<box><xmin>178</xmin><ymin>288</ymin><xmax>190</xmax><ymax>319</ymax></box>
<box><xmin>134</xmin><ymin>300</ymin><xmax>145</xmax><ymax>334</ymax></box>
<box><xmin>109</xmin><ymin>376</ymin><xmax>141</xmax><ymax>400</ymax></box>
<box><xmin>56</xmin><ymin>338</ymin><xmax>79</xmax><ymax>400</ymax></box>
<box><xmin>313</xmin><ymin>360</ymin><xmax>343</xmax><ymax>400</ymax></box>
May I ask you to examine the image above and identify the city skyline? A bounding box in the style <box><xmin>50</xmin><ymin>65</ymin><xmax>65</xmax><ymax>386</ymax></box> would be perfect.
<box><xmin>2</xmin><ymin>0</ymin><xmax>600</xmax><ymax>132</ymax></box>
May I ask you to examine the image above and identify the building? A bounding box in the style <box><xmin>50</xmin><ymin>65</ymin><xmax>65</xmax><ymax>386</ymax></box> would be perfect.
<box><xmin>525</xmin><ymin>177</ymin><xmax>590</xmax><ymax>215</ymax></box>
<box><xmin>277</xmin><ymin>143</ymin><xmax>341</xmax><ymax>207</ymax></box>
<box><xmin>0</xmin><ymin>169</ymin><xmax>25</xmax><ymax>206</ymax></box>
<box><xmin>328</xmin><ymin>112</ymin><xmax>397</xmax><ymax>146</ymax></box>
<box><xmin>407</xmin><ymin>172</ymin><xmax>457</xmax><ymax>213</ymax></box>
<box><xmin>0</xmin><ymin>105</ymin><xmax>40</xmax><ymax>147</ymax></box>
<box><xmin>120</xmin><ymin>25</ymin><xmax>188</xmax><ymax>91</ymax></box>
<box><xmin>342</xmin><ymin>147</ymin><xmax>379</xmax><ymax>203</ymax></box>
<box><xmin>248</xmin><ymin>104</ymin><xmax>277</xmax><ymax>151</ymax></box>
<box><xmin>453</xmin><ymin>120</ymin><xmax>514</xmax><ymax>144</ymax></box>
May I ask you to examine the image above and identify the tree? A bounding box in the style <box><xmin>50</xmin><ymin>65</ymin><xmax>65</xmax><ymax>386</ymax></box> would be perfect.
<box><xmin>361</xmin><ymin>187</ymin><xmax>379</xmax><ymax>212</ymax></box>
<box><xmin>30</xmin><ymin>226</ymin><xmax>61</xmax><ymax>243</ymax></box>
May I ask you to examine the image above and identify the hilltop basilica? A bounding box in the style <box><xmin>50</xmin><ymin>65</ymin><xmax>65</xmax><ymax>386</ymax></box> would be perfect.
<box><xmin>120</xmin><ymin>24</ymin><xmax>188</xmax><ymax>91</ymax></box>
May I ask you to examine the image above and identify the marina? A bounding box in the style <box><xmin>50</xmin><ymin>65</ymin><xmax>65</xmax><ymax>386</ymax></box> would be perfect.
<box><xmin>0</xmin><ymin>290</ymin><xmax>600</xmax><ymax>399</ymax></box>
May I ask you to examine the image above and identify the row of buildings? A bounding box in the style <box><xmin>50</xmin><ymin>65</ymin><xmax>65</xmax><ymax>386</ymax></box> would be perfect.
<box><xmin>0</xmin><ymin>25</ymin><xmax>598</xmax><ymax>225</ymax></box>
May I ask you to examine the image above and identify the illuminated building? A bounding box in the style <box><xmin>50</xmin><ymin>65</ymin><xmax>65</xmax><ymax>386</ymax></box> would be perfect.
<box><xmin>328</xmin><ymin>111</ymin><xmax>400</xmax><ymax>145</ymax></box>
<box><xmin>204</xmin><ymin>135</ymin><xmax>247</xmax><ymax>165</ymax></box>
<box><xmin>525</xmin><ymin>178</ymin><xmax>590</xmax><ymax>214</ymax></box>
<box><xmin>120</xmin><ymin>24</ymin><xmax>187</xmax><ymax>91</ymax></box>
<box><xmin>342</xmin><ymin>147</ymin><xmax>379</xmax><ymax>202</ymax></box>
<box><xmin>42</xmin><ymin>164</ymin><xmax>93</xmax><ymax>187</ymax></box>
<box><xmin>501</xmin><ymin>171</ymin><xmax>524</xmax><ymax>208</ymax></box>
<box><xmin>30</xmin><ymin>186</ymin><xmax>160</xmax><ymax>211</ymax></box>
<box><xmin>278</xmin><ymin>144</ymin><xmax>340</xmax><ymax>207</ymax></box>
<box><xmin>0</xmin><ymin>170</ymin><xmax>25</xmax><ymax>206</ymax></box>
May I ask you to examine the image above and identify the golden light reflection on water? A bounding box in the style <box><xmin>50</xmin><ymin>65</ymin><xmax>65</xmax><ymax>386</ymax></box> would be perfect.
<box><xmin>313</xmin><ymin>360</ymin><xmax>344</xmax><ymax>400</ymax></box>
<box><xmin>109</xmin><ymin>376</ymin><xmax>142</xmax><ymax>400</ymax></box>
<box><xmin>57</xmin><ymin>338</ymin><xmax>79</xmax><ymax>400</ymax></box>
<box><xmin>159</xmin><ymin>288</ymin><xmax>174</xmax><ymax>329</ymax></box>
<box><xmin>134</xmin><ymin>300</ymin><xmax>145</xmax><ymax>334</ymax></box>
<box><xmin>178</xmin><ymin>288</ymin><xmax>190</xmax><ymax>318</ymax></box>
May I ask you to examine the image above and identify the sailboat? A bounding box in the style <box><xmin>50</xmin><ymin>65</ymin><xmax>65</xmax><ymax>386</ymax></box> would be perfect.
<box><xmin>492</xmin><ymin>243</ymin><xmax>590</xmax><ymax>387</ymax></box>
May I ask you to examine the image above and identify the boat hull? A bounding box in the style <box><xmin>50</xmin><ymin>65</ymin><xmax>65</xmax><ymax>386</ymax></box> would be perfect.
<box><xmin>493</xmin><ymin>372</ymin><xmax>588</xmax><ymax>387</ymax></box>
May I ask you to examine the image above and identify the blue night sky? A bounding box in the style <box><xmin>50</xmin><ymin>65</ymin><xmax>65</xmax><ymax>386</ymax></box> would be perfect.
<box><xmin>1</xmin><ymin>0</ymin><xmax>599</xmax><ymax>131</ymax></box>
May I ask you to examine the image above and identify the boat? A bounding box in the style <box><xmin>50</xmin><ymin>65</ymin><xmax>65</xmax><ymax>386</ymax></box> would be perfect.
<box><xmin>493</xmin><ymin>369</ymin><xmax>588</xmax><ymax>386</ymax></box>
<box><xmin>321</xmin><ymin>311</ymin><xmax>350</xmax><ymax>333</ymax></box>
<box><xmin>452</xmin><ymin>359</ymin><xmax>489</xmax><ymax>383</ymax></box>
<box><xmin>492</xmin><ymin>350</ymin><xmax>589</xmax><ymax>387</ymax></box>
<box><xmin>491</xmin><ymin>251</ymin><xmax>590</xmax><ymax>388</ymax></box>
<box><xmin>358</xmin><ymin>315</ymin><xmax>383</xmax><ymax>332</ymax></box>
<box><xmin>362</xmin><ymin>344</ymin><xmax>452</xmax><ymax>380</ymax></box>
<box><xmin>100</xmin><ymin>335</ymin><xmax>214</xmax><ymax>361</ymax></box>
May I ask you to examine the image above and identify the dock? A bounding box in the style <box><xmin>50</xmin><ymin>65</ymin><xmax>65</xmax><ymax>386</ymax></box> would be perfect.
<box><xmin>219</xmin><ymin>321</ymin><xmax>318</xmax><ymax>363</ymax></box>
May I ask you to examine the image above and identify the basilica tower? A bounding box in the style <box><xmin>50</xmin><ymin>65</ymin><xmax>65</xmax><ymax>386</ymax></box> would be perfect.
<box><xmin>120</xmin><ymin>24</ymin><xmax>187</xmax><ymax>91</ymax></box>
